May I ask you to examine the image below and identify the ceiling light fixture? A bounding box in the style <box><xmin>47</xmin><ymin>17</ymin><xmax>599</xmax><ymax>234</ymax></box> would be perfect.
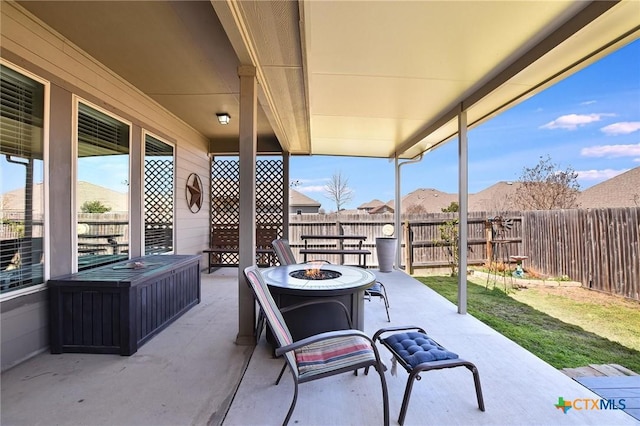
<box><xmin>216</xmin><ymin>113</ymin><xmax>231</xmax><ymax>125</ymax></box>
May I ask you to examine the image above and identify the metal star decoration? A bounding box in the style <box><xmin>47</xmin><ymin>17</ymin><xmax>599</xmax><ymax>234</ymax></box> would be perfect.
<box><xmin>186</xmin><ymin>173</ymin><xmax>203</xmax><ymax>213</ymax></box>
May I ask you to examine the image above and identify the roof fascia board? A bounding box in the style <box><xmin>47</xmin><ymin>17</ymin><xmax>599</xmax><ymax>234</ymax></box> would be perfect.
<box><xmin>394</xmin><ymin>0</ymin><xmax>619</xmax><ymax>159</ymax></box>
<box><xmin>210</xmin><ymin>0</ymin><xmax>292</xmax><ymax>153</ymax></box>
<box><xmin>209</xmin><ymin>135</ymin><xmax>282</xmax><ymax>155</ymax></box>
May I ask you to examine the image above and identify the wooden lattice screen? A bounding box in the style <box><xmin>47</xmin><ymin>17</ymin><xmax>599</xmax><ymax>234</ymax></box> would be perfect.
<box><xmin>211</xmin><ymin>158</ymin><xmax>284</xmax><ymax>266</ymax></box>
<box><xmin>144</xmin><ymin>158</ymin><xmax>174</xmax><ymax>254</ymax></box>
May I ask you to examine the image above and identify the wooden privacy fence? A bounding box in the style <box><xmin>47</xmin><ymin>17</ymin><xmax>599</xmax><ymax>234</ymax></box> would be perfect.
<box><xmin>288</xmin><ymin>208</ymin><xmax>639</xmax><ymax>300</ymax></box>
<box><xmin>524</xmin><ymin>208</ymin><xmax>639</xmax><ymax>300</ymax></box>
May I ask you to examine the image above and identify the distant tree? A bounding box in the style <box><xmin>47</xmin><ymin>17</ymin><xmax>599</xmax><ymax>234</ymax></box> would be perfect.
<box><xmin>490</xmin><ymin>192</ymin><xmax>518</xmax><ymax>214</ymax></box>
<box><xmin>437</xmin><ymin>218</ymin><xmax>459</xmax><ymax>277</ymax></box>
<box><xmin>406</xmin><ymin>204</ymin><xmax>427</xmax><ymax>215</ymax></box>
<box><xmin>515</xmin><ymin>155</ymin><xmax>580</xmax><ymax>210</ymax></box>
<box><xmin>441</xmin><ymin>201</ymin><xmax>459</xmax><ymax>213</ymax></box>
<box><xmin>324</xmin><ymin>171</ymin><xmax>354</xmax><ymax>214</ymax></box>
<box><xmin>81</xmin><ymin>200</ymin><xmax>112</xmax><ymax>213</ymax></box>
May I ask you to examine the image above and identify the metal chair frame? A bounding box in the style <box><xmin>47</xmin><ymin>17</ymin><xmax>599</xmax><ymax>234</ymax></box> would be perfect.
<box><xmin>244</xmin><ymin>265</ymin><xmax>390</xmax><ymax>426</ymax></box>
<box><xmin>365</xmin><ymin>281</ymin><xmax>390</xmax><ymax>321</ymax></box>
<box><xmin>368</xmin><ymin>325</ymin><xmax>485</xmax><ymax>425</ymax></box>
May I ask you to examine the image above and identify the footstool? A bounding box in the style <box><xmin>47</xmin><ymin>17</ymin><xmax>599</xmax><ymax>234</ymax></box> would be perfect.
<box><xmin>370</xmin><ymin>326</ymin><xmax>485</xmax><ymax>425</ymax></box>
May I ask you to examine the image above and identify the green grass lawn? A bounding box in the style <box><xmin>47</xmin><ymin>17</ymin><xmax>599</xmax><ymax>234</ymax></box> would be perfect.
<box><xmin>415</xmin><ymin>275</ymin><xmax>640</xmax><ymax>373</ymax></box>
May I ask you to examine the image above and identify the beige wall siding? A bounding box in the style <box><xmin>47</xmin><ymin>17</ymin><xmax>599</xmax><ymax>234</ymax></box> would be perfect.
<box><xmin>2</xmin><ymin>1</ymin><xmax>211</xmax><ymax>258</ymax></box>
<box><xmin>1</xmin><ymin>2</ymin><xmax>212</xmax><ymax>370</ymax></box>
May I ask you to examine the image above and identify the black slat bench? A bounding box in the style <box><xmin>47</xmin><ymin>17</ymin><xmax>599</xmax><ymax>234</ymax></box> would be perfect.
<box><xmin>300</xmin><ymin>234</ymin><xmax>371</xmax><ymax>267</ymax></box>
<box><xmin>299</xmin><ymin>248</ymin><xmax>371</xmax><ymax>267</ymax></box>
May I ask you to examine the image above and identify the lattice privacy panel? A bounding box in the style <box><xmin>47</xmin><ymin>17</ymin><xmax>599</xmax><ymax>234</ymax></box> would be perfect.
<box><xmin>144</xmin><ymin>159</ymin><xmax>174</xmax><ymax>254</ymax></box>
<box><xmin>211</xmin><ymin>158</ymin><xmax>283</xmax><ymax>266</ymax></box>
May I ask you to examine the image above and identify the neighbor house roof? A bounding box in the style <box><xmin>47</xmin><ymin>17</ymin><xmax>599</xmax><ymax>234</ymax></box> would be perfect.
<box><xmin>469</xmin><ymin>182</ymin><xmax>523</xmax><ymax>212</ymax></box>
<box><xmin>578</xmin><ymin>167</ymin><xmax>640</xmax><ymax>208</ymax></box>
<box><xmin>289</xmin><ymin>189</ymin><xmax>321</xmax><ymax>208</ymax></box>
<box><xmin>357</xmin><ymin>199</ymin><xmax>385</xmax><ymax>210</ymax></box>
<box><xmin>369</xmin><ymin>204</ymin><xmax>394</xmax><ymax>214</ymax></box>
<box><xmin>402</xmin><ymin>188</ymin><xmax>459</xmax><ymax>214</ymax></box>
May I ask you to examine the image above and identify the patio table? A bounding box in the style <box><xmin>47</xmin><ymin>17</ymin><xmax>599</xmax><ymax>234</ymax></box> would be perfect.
<box><xmin>261</xmin><ymin>264</ymin><xmax>375</xmax><ymax>340</ymax></box>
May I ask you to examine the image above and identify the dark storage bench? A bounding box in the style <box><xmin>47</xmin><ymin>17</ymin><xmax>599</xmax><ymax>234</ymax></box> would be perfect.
<box><xmin>49</xmin><ymin>255</ymin><xmax>201</xmax><ymax>356</ymax></box>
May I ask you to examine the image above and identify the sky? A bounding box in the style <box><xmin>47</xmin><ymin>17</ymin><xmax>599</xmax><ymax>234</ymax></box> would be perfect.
<box><xmin>291</xmin><ymin>38</ymin><xmax>640</xmax><ymax>212</ymax></box>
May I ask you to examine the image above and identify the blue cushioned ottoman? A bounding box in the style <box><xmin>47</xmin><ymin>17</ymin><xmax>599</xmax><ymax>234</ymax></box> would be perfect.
<box><xmin>372</xmin><ymin>327</ymin><xmax>485</xmax><ymax>425</ymax></box>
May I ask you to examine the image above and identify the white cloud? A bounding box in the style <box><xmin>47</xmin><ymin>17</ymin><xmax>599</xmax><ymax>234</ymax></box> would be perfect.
<box><xmin>600</xmin><ymin>121</ymin><xmax>640</xmax><ymax>135</ymax></box>
<box><xmin>540</xmin><ymin>113</ymin><xmax>613</xmax><ymax>130</ymax></box>
<box><xmin>297</xmin><ymin>185</ymin><xmax>326</xmax><ymax>193</ymax></box>
<box><xmin>576</xmin><ymin>169</ymin><xmax>629</xmax><ymax>180</ymax></box>
<box><xmin>580</xmin><ymin>100</ymin><xmax>596</xmax><ymax>106</ymax></box>
<box><xmin>580</xmin><ymin>143</ymin><xmax>640</xmax><ymax>158</ymax></box>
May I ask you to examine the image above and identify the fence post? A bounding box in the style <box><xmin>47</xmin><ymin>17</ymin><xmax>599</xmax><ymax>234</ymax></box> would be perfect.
<box><xmin>485</xmin><ymin>219</ymin><xmax>493</xmax><ymax>266</ymax></box>
<box><xmin>403</xmin><ymin>220</ymin><xmax>413</xmax><ymax>275</ymax></box>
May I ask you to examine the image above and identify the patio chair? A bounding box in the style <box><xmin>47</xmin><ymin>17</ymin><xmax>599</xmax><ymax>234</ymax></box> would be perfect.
<box><xmin>243</xmin><ymin>265</ymin><xmax>390</xmax><ymax>426</ymax></box>
<box><xmin>367</xmin><ymin>326</ymin><xmax>485</xmax><ymax>425</ymax></box>
<box><xmin>365</xmin><ymin>281</ymin><xmax>390</xmax><ymax>321</ymax></box>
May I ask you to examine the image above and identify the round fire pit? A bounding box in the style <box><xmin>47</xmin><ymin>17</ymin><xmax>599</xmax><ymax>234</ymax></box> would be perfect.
<box><xmin>289</xmin><ymin>269</ymin><xmax>342</xmax><ymax>280</ymax></box>
<box><xmin>261</xmin><ymin>264</ymin><xmax>376</xmax><ymax>342</ymax></box>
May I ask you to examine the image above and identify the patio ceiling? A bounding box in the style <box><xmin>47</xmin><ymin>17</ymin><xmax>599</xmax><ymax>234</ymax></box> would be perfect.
<box><xmin>17</xmin><ymin>1</ymin><xmax>640</xmax><ymax>159</ymax></box>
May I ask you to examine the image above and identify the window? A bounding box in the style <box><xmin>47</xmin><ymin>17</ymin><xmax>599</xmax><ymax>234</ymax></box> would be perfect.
<box><xmin>144</xmin><ymin>133</ymin><xmax>174</xmax><ymax>255</ymax></box>
<box><xmin>0</xmin><ymin>63</ymin><xmax>46</xmax><ymax>294</ymax></box>
<box><xmin>76</xmin><ymin>102</ymin><xmax>130</xmax><ymax>270</ymax></box>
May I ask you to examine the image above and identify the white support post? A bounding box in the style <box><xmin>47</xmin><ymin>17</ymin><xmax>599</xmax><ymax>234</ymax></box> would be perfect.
<box><xmin>283</xmin><ymin>152</ymin><xmax>290</xmax><ymax>240</ymax></box>
<box><xmin>457</xmin><ymin>109</ymin><xmax>469</xmax><ymax>314</ymax></box>
<box><xmin>237</xmin><ymin>65</ymin><xmax>258</xmax><ymax>345</ymax></box>
<box><xmin>394</xmin><ymin>156</ymin><xmax>401</xmax><ymax>270</ymax></box>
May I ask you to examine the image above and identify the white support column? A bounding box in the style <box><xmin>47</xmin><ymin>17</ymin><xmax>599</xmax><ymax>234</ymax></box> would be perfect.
<box><xmin>283</xmin><ymin>152</ymin><xmax>290</xmax><ymax>239</ymax></box>
<box><xmin>237</xmin><ymin>65</ymin><xmax>258</xmax><ymax>345</ymax></box>
<box><xmin>394</xmin><ymin>156</ymin><xmax>401</xmax><ymax>270</ymax></box>
<box><xmin>457</xmin><ymin>109</ymin><xmax>469</xmax><ymax>314</ymax></box>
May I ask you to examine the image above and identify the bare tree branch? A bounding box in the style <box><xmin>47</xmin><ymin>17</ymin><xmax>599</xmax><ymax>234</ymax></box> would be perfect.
<box><xmin>515</xmin><ymin>155</ymin><xmax>580</xmax><ymax>210</ymax></box>
<box><xmin>324</xmin><ymin>170</ymin><xmax>354</xmax><ymax>214</ymax></box>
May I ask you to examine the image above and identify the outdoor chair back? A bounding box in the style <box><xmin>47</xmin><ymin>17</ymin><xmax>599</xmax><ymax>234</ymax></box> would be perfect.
<box><xmin>272</xmin><ymin>238</ymin><xmax>298</xmax><ymax>265</ymax></box>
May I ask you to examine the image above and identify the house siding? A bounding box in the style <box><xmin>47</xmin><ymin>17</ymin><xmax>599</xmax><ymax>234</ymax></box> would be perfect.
<box><xmin>1</xmin><ymin>3</ymin><xmax>211</xmax><ymax>370</ymax></box>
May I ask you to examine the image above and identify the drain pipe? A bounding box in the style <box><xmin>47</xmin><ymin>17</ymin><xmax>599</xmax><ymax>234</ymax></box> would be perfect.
<box><xmin>394</xmin><ymin>153</ymin><xmax>424</xmax><ymax>271</ymax></box>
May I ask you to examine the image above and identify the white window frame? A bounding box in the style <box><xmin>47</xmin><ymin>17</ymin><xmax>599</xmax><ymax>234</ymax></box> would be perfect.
<box><xmin>0</xmin><ymin>60</ymin><xmax>50</xmax><ymax>301</ymax></box>
<box><xmin>72</xmin><ymin>96</ymin><xmax>132</xmax><ymax>273</ymax></box>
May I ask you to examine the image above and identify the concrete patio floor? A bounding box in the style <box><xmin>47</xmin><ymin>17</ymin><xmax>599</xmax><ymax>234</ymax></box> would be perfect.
<box><xmin>2</xmin><ymin>267</ymin><xmax>637</xmax><ymax>425</ymax></box>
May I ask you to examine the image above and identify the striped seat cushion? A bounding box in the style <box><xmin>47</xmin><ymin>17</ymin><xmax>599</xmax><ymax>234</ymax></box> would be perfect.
<box><xmin>295</xmin><ymin>335</ymin><xmax>376</xmax><ymax>379</ymax></box>
<box><xmin>273</xmin><ymin>239</ymin><xmax>297</xmax><ymax>265</ymax></box>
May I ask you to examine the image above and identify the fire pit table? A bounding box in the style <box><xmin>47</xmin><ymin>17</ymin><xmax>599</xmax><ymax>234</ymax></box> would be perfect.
<box><xmin>261</xmin><ymin>264</ymin><xmax>376</xmax><ymax>340</ymax></box>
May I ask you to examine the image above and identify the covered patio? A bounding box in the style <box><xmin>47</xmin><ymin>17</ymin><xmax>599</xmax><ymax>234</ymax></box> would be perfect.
<box><xmin>1</xmin><ymin>2</ymin><xmax>639</xmax><ymax>424</ymax></box>
<box><xmin>2</xmin><ymin>268</ymin><xmax>636</xmax><ymax>425</ymax></box>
